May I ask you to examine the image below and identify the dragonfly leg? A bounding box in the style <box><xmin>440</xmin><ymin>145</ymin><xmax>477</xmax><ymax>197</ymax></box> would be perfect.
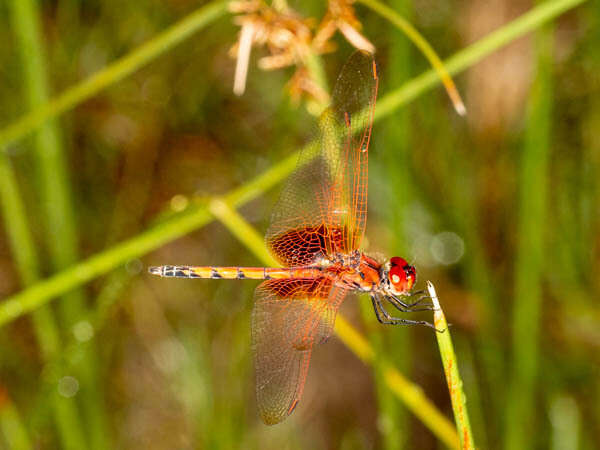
<box><xmin>372</xmin><ymin>295</ymin><xmax>437</xmax><ymax>329</ymax></box>
<box><xmin>387</xmin><ymin>296</ymin><xmax>434</xmax><ymax>313</ymax></box>
<box><xmin>372</xmin><ymin>295</ymin><xmax>401</xmax><ymax>323</ymax></box>
<box><xmin>387</xmin><ymin>294</ymin><xmax>411</xmax><ymax>309</ymax></box>
<box><xmin>370</xmin><ymin>295</ymin><xmax>387</xmax><ymax>324</ymax></box>
<box><xmin>371</xmin><ymin>295</ymin><xmax>412</xmax><ymax>323</ymax></box>
<box><xmin>407</xmin><ymin>295</ymin><xmax>434</xmax><ymax>309</ymax></box>
<box><xmin>407</xmin><ymin>293</ymin><xmax>434</xmax><ymax>308</ymax></box>
<box><xmin>389</xmin><ymin>294</ymin><xmax>434</xmax><ymax>311</ymax></box>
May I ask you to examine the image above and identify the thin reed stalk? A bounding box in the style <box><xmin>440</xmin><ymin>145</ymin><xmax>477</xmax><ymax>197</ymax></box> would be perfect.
<box><xmin>445</xmin><ymin>140</ymin><xmax>500</xmax><ymax>443</ymax></box>
<box><xmin>336</xmin><ymin>317</ymin><xmax>460</xmax><ymax>449</ymax></box>
<box><xmin>363</xmin><ymin>0</ymin><xmax>415</xmax><ymax>446</ymax></box>
<box><xmin>375</xmin><ymin>0</ymin><xmax>586</xmax><ymax>119</ymax></box>
<box><xmin>8</xmin><ymin>0</ymin><xmax>108</xmax><ymax>447</ymax></box>
<box><xmin>504</xmin><ymin>9</ymin><xmax>554</xmax><ymax>450</ymax></box>
<box><xmin>358</xmin><ymin>0</ymin><xmax>466</xmax><ymax>115</ymax></box>
<box><xmin>429</xmin><ymin>282</ymin><xmax>475</xmax><ymax>450</ymax></box>
<box><xmin>0</xmin><ymin>161</ymin><xmax>87</xmax><ymax>450</ymax></box>
<box><xmin>0</xmin><ymin>390</ymin><xmax>32</xmax><ymax>450</ymax></box>
<box><xmin>0</xmin><ymin>0</ymin><xmax>227</xmax><ymax>153</ymax></box>
<box><xmin>0</xmin><ymin>155</ymin><xmax>87</xmax><ymax>450</ymax></box>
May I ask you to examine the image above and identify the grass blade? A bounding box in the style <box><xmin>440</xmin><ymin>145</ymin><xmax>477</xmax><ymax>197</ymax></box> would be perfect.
<box><xmin>429</xmin><ymin>282</ymin><xmax>475</xmax><ymax>450</ymax></box>
<box><xmin>0</xmin><ymin>156</ymin><xmax>87</xmax><ymax>450</ymax></box>
<box><xmin>374</xmin><ymin>0</ymin><xmax>586</xmax><ymax>120</ymax></box>
<box><xmin>0</xmin><ymin>156</ymin><xmax>88</xmax><ymax>450</ymax></box>
<box><xmin>358</xmin><ymin>0</ymin><xmax>466</xmax><ymax>115</ymax></box>
<box><xmin>8</xmin><ymin>0</ymin><xmax>109</xmax><ymax>446</ymax></box>
<box><xmin>371</xmin><ymin>1</ymin><xmax>415</xmax><ymax>446</ymax></box>
<box><xmin>0</xmin><ymin>0</ymin><xmax>227</xmax><ymax>153</ymax></box>
<box><xmin>0</xmin><ymin>389</ymin><xmax>32</xmax><ymax>450</ymax></box>
<box><xmin>504</xmin><ymin>10</ymin><xmax>554</xmax><ymax>450</ymax></box>
<box><xmin>335</xmin><ymin>317</ymin><xmax>460</xmax><ymax>449</ymax></box>
<box><xmin>208</xmin><ymin>198</ymin><xmax>278</xmax><ymax>265</ymax></box>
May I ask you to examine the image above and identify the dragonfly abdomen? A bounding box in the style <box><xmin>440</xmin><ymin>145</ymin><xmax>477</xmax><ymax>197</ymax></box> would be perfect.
<box><xmin>148</xmin><ymin>265</ymin><xmax>323</xmax><ymax>280</ymax></box>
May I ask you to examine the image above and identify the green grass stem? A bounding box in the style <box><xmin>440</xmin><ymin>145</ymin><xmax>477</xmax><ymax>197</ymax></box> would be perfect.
<box><xmin>429</xmin><ymin>282</ymin><xmax>475</xmax><ymax>450</ymax></box>
<box><xmin>0</xmin><ymin>157</ymin><xmax>87</xmax><ymax>450</ymax></box>
<box><xmin>0</xmin><ymin>391</ymin><xmax>32</xmax><ymax>450</ymax></box>
<box><xmin>0</xmin><ymin>0</ymin><xmax>585</xmax><ymax>330</ymax></box>
<box><xmin>0</xmin><ymin>0</ymin><xmax>227</xmax><ymax>153</ymax></box>
<box><xmin>358</xmin><ymin>0</ymin><xmax>466</xmax><ymax>115</ymax></box>
<box><xmin>431</xmin><ymin>111</ymin><xmax>504</xmax><ymax>438</ymax></box>
<box><xmin>375</xmin><ymin>0</ymin><xmax>586</xmax><ymax>120</ymax></box>
<box><xmin>371</xmin><ymin>1</ymin><xmax>414</xmax><ymax>446</ymax></box>
<box><xmin>8</xmin><ymin>0</ymin><xmax>108</xmax><ymax>447</ymax></box>
<box><xmin>452</xmin><ymin>337</ymin><xmax>489</xmax><ymax>449</ymax></box>
<box><xmin>334</xmin><ymin>318</ymin><xmax>460</xmax><ymax>449</ymax></box>
<box><xmin>504</xmin><ymin>11</ymin><xmax>554</xmax><ymax>450</ymax></box>
<box><xmin>0</xmin><ymin>9</ymin><xmax>89</xmax><ymax>445</ymax></box>
<box><xmin>32</xmin><ymin>271</ymin><xmax>134</xmax><ymax>406</ymax></box>
<box><xmin>208</xmin><ymin>198</ymin><xmax>279</xmax><ymax>266</ymax></box>
<box><xmin>450</xmin><ymin>159</ymin><xmax>503</xmax><ymax>442</ymax></box>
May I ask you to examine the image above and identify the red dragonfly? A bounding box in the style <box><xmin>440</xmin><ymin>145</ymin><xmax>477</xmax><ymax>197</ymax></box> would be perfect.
<box><xmin>149</xmin><ymin>51</ymin><xmax>431</xmax><ymax>425</ymax></box>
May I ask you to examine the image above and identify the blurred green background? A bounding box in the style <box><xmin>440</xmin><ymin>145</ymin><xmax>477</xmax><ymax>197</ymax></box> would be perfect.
<box><xmin>0</xmin><ymin>0</ymin><xmax>597</xmax><ymax>449</ymax></box>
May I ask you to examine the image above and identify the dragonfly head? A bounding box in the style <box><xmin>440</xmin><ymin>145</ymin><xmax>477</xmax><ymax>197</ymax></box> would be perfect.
<box><xmin>384</xmin><ymin>257</ymin><xmax>416</xmax><ymax>295</ymax></box>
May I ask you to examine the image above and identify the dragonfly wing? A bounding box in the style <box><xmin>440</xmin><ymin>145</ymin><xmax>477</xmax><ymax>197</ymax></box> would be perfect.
<box><xmin>329</xmin><ymin>50</ymin><xmax>379</xmax><ymax>252</ymax></box>
<box><xmin>266</xmin><ymin>51</ymin><xmax>379</xmax><ymax>266</ymax></box>
<box><xmin>252</xmin><ymin>278</ymin><xmax>348</xmax><ymax>424</ymax></box>
<box><xmin>316</xmin><ymin>285</ymin><xmax>350</xmax><ymax>344</ymax></box>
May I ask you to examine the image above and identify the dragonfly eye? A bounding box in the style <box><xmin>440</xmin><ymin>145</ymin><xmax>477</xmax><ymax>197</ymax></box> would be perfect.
<box><xmin>389</xmin><ymin>257</ymin><xmax>416</xmax><ymax>293</ymax></box>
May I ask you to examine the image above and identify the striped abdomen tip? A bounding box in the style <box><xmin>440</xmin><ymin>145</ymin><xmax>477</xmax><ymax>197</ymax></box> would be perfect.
<box><xmin>148</xmin><ymin>266</ymin><xmax>163</xmax><ymax>276</ymax></box>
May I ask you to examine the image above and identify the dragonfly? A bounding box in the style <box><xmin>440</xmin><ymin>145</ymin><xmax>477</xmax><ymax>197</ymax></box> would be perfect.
<box><xmin>149</xmin><ymin>51</ymin><xmax>432</xmax><ymax>425</ymax></box>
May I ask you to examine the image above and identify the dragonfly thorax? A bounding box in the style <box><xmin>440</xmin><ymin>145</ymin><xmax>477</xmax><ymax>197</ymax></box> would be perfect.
<box><xmin>327</xmin><ymin>250</ymin><xmax>362</xmax><ymax>269</ymax></box>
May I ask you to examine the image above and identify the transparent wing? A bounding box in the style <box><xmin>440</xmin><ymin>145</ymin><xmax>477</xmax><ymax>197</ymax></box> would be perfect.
<box><xmin>266</xmin><ymin>51</ymin><xmax>379</xmax><ymax>267</ymax></box>
<box><xmin>251</xmin><ymin>278</ymin><xmax>349</xmax><ymax>424</ymax></box>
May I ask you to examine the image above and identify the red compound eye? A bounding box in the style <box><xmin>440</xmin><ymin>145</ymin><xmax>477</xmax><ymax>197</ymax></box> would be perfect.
<box><xmin>390</xmin><ymin>257</ymin><xmax>408</xmax><ymax>267</ymax></box>
<box><xmin>389</xmin><ymin>257</ymin><xmax>416</xmax><ymax>293</ymax></box>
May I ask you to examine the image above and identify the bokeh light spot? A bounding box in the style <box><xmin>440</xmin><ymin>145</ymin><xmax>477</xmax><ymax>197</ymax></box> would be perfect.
<box><xmin>170</xmin><ymin>195</ymin><xmax>189</xmax><ymax>212</ymax></box>
<box><xmin>72</xmin><ymin>320</ymin><xmax>94</xmax><ymax>342</ymax></box>
<box><xmin>430</xmin><ymin>231</ymin><xmax>465</xmax><ymax>265</ymax></box>
<box><xmin>58</xmin><ymin>376</ymin><xmax>79</xmax><ymax>398</ymax></box>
